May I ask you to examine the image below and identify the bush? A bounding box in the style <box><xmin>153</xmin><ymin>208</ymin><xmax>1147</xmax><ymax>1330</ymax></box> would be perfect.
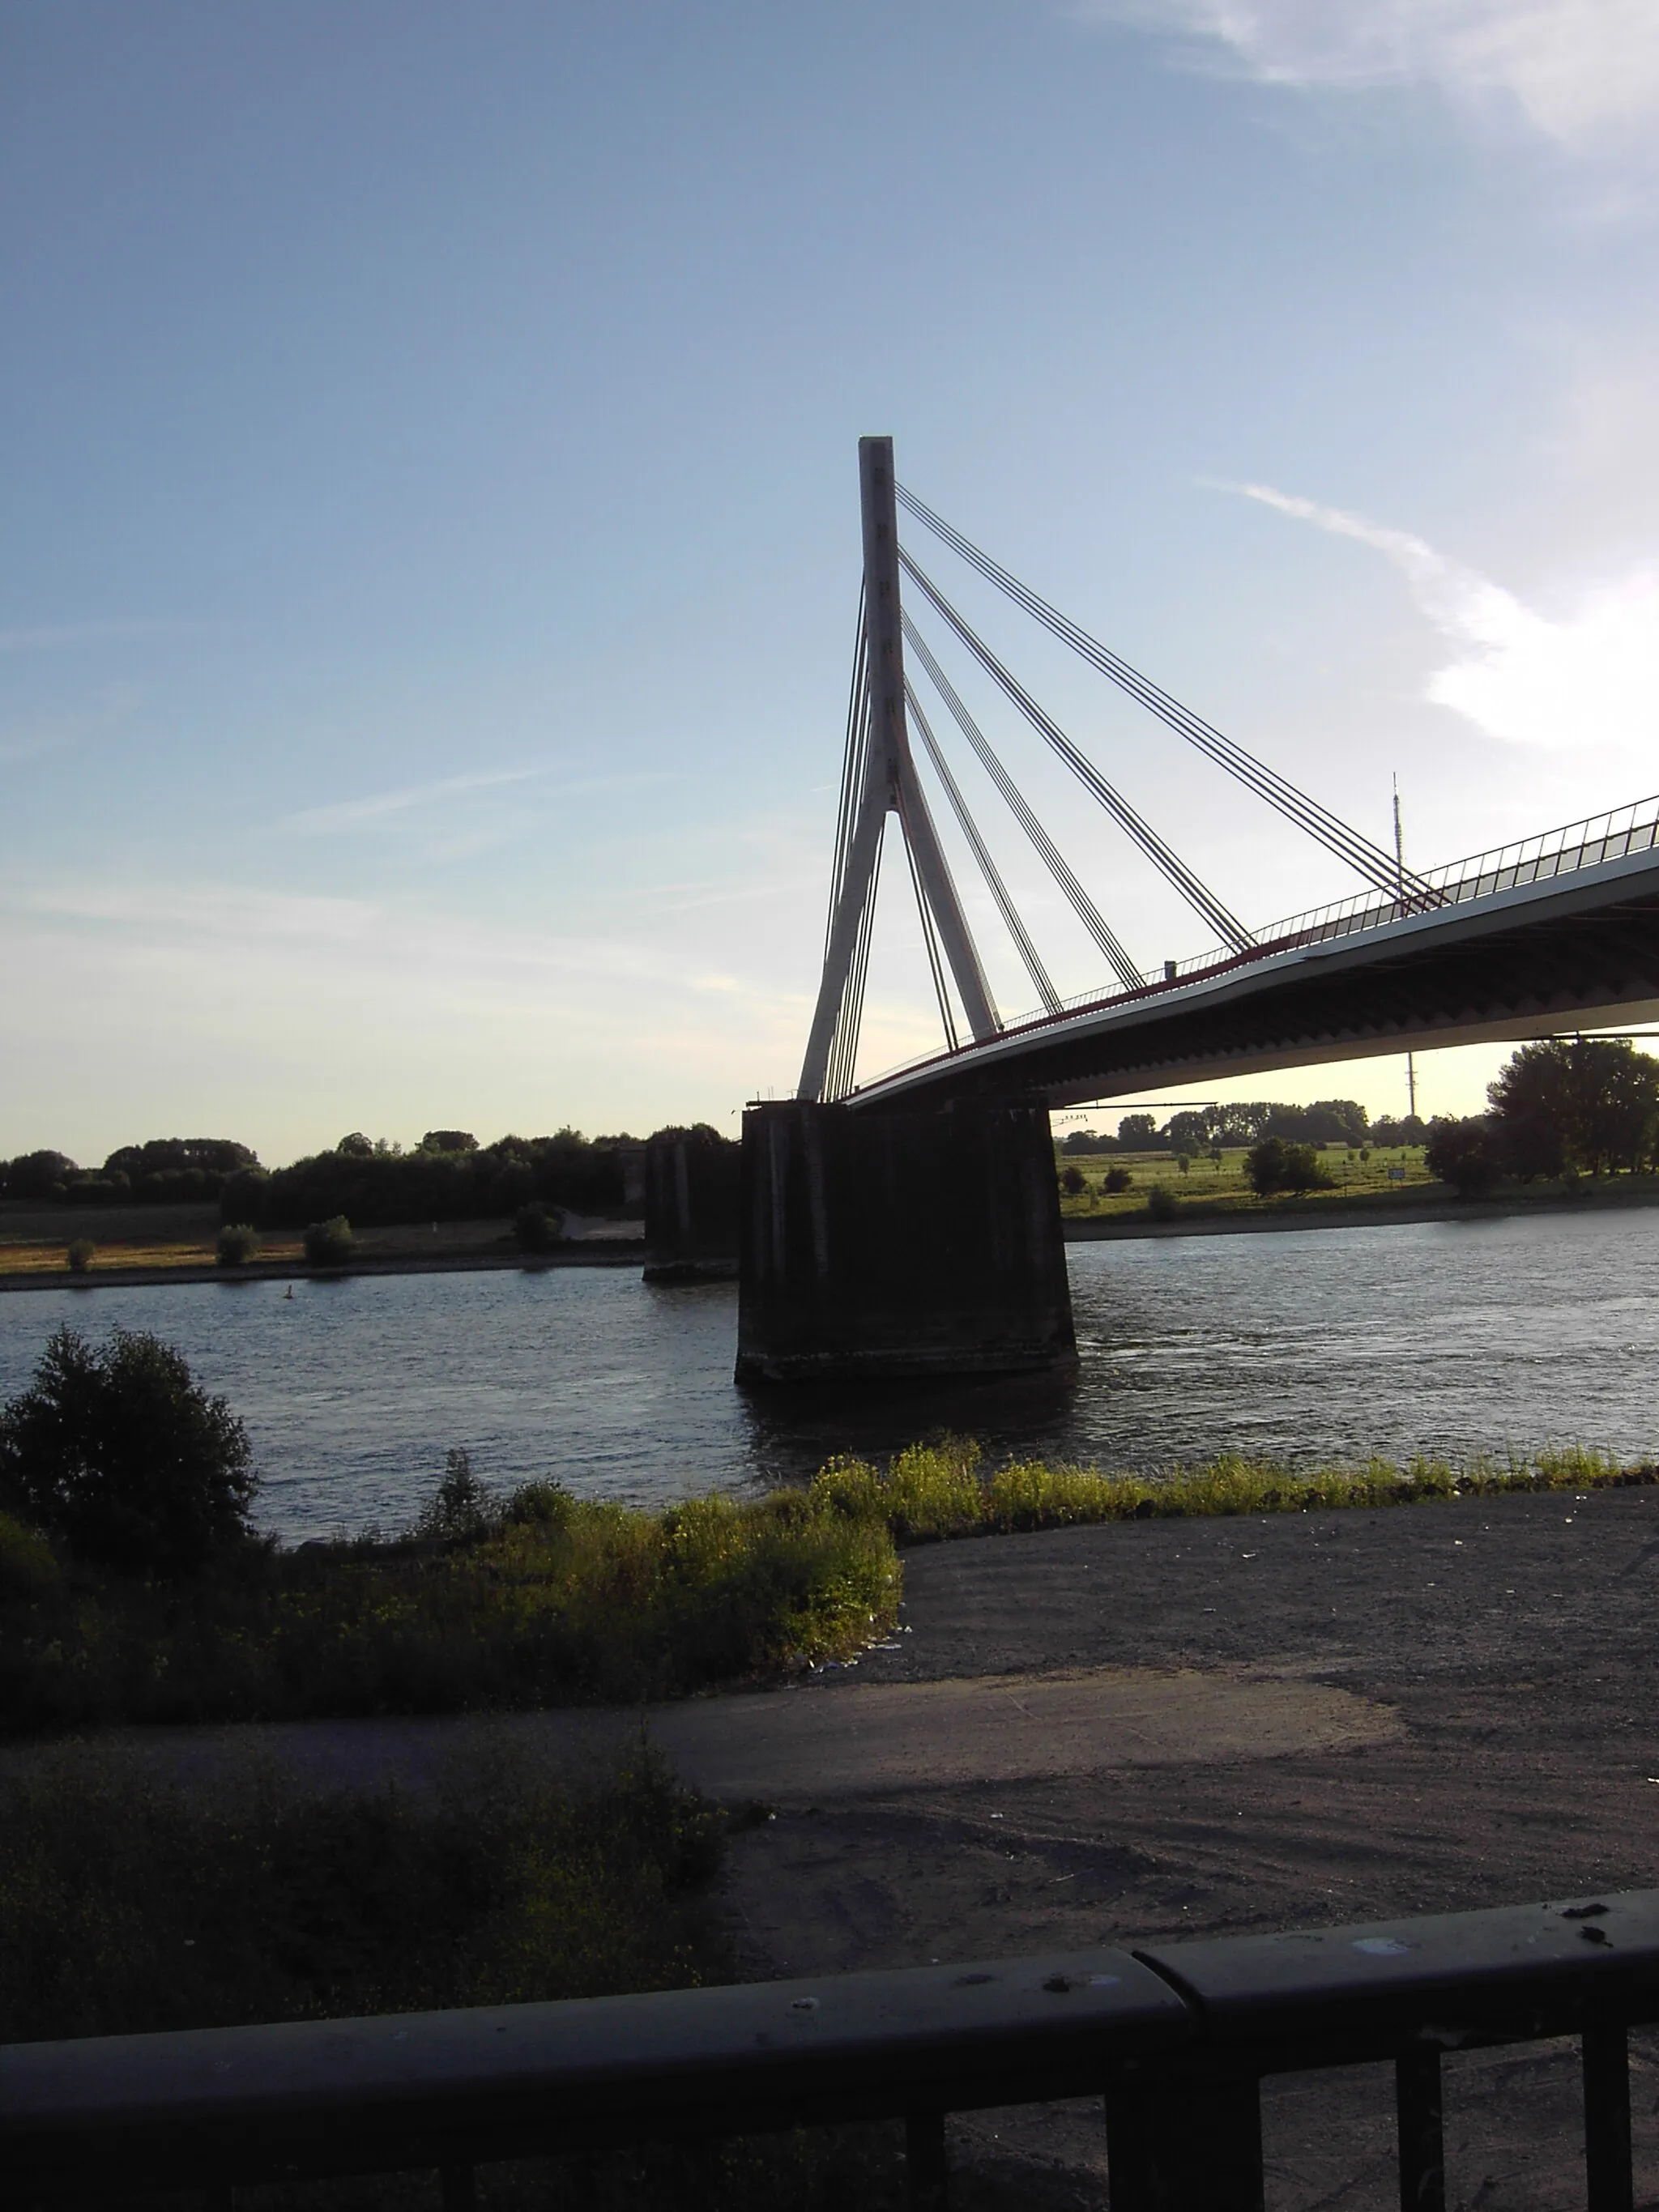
<box><xmin>1103</xmin><ymin>1166</ymin><xmax>1132</xmax><ymax>1193</ymax></box>
<box><xmin>64</xmin><ymin>1238</ymin><xmax>94</xmax><ymax>1275</ymax></box>
<box><xmin>514</xmin><ymin>1200</ymin><xmax>567</xmax><ymax>1252</ymax></box>
<box><xmin>1059</xmin><ymin>1164</ymin><xmax>1087</xmax><ymax>1196</ymax></box>
<box><xmin>0</xmin><ymin>1328</ymin><xmax>258</xmax><ymax>1575</ymax></box>
<box><xmin>414</xmin><ymin>1447</ymin><xmax>496</xmax><ymax>1543</ymax></box>
<box><xmin>1247</xmin><ymin>1137</ymin><xmax>1333</xmax><ymax>1196</ymax></box>
<box><xmin>1426</xmin><ymin>1115</ymin><xmax>1502</xmax><ymax>1196</ymax></box>
<box><xmin>1146</xmin><ymin>1186</ymin><xmax>1178</xmax><ymax>1221</ymax></box>
<box><xmin>215</xmin><ymin>1222</ymin><xmax>259</xmax><ymax>1268</ymax></box>
<box><xmin>302</xmin><ymin>1215</ymin><xmax>354</xmax><ymax>1266</ymax></box>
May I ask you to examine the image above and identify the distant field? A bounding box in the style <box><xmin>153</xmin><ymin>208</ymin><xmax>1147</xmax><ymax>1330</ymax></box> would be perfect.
<box><xmin>0</xmin><ymin>1207</ymin><xmax>520</xmax><ymax>1278</ymax></box>
<box><xmin>1057</xmin><ymin>1143</ymin><xmax>1439</xmax><ymax>1219</ymax></box>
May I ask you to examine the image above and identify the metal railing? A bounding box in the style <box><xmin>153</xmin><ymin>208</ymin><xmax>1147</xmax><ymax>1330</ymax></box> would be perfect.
<box><xmin>4</xmin><ymin>1889</ymin><xmax>1657</xmax><ymax>2210</ymax></box>
<box><xmin>854</xmin><ymin>790</ymin><xmax>1659</xmax><ymax>1093</ymax></box>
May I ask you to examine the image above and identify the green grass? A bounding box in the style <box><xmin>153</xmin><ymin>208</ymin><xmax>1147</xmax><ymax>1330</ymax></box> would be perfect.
<box><xmin>0</xmin><ymin>1739</ymin><xmax>730</xmax><ymax>2045</ymax></box>
<box><xmin>805</xmin><ymin>1434</ymin><xmax>1657</xmax><ymax>1542</ymax></box>
<box><xmin>1056</xmin><ymin>1143</ymin><xmax>1436</xmax><ymax>1221</ymax></box>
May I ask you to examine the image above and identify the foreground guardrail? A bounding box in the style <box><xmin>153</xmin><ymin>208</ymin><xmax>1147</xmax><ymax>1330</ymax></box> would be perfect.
<box><xmin>4</xmin><ymin>1890</ymin><xmax>1657</xmax><ymax>2210</ymax></box>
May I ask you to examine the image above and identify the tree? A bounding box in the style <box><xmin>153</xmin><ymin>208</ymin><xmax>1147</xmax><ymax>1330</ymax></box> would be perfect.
<box><xmin>1116</xmin><ymin>1113</ymin><xmax>1160</xmax><ymax>1149</ymax></box>
<box><xmin>1425</xmin><ymin>1116</ymin><xmax>1501</xmax><ymax>1196</ymax></box>
<box><xmin>1060</xmin><ymin>1165</ymin><xmax>1087</xmax><ymax>1196</ymax></box>
<box><xmin>1247</xmin><ymin>1138</ymin><xmax>1287</xmax><ymax>1196</ymax></box>
<box><xmin>420</xmin><ymin>1131</ymin><xmax>478</xmax><ymax>1154</ymax></box>
<box><xmin>0</xmin><ymin>1150</ymin><xmax>77</xmax><ymax>1200</ymax></box>
<box><xmin>65</xmin><ymin>1239</ymin><xmax>94</xmax><ymax>1274</ymax></box>
<box><xmin>1488</xmin><ymin>1039</ymin><xmax>1659</xmax><ymax>1177</ymax></box>
<box><xmin>0</xmin><ymin>1327</ymin><xmax>258</xmax><ymax>1574</ymax></box>
<box><xmin>1103</xmin><ymin>1166</ymin><xmax>1132</xmax><ymax>1193</ymax></box>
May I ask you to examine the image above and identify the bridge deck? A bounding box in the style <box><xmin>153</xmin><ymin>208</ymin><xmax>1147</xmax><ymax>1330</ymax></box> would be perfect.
<box><xmin>851</xmin><ymin>808</ymin><xmax>1659</xmax><ymax>1110</ymax></box>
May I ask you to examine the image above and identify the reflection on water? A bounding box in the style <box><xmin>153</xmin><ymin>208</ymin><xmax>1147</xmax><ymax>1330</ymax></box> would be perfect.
<box><xmin>0</xmin><ymin>1206</ymin><xmax>1654</xmax><ymax>1542</ymax></box>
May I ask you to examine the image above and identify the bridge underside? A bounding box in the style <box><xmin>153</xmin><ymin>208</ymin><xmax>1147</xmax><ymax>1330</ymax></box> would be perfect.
<box><xmin>852</xmin><ymin>864</ymin><xmax>1659</xmax><ymax>1112</ymax></box>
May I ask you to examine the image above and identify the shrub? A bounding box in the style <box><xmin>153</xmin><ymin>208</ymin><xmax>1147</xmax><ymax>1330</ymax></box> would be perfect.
<box><xmin>1247</xmin><ymin>1137</ymin><xmax>1333</xmax><ymax>1196</ymax></box>
<box><xmin>0</xmin><ymin>1511</ymin><xmax>58</xmax><ymax>1600</ymax></box>
<box><xmin>1426</xmin><ymin>1115</ymin><xmax>1502</xmax><ymax>1196</ymax></box>
<box><xmin>302</xmin><ymin>1215</ymin><xmax>354</xmax><ymax>1266</ymax></box>
<box><xmin>1102</xmin><ymin>1166</ymin><xmax>1132</xmax><ymax>1193</ymax></box>
<box><xmin>64</xmin><ymin>1239</ymin><xmax>94</xmax><ymax>1274</ymax></box>
<box><xmin>514</xmin><ymin>1200</ymin><xmax>566</xmax><ymax>1252</ymax></box>
<box><xmin>414</xmin><ymin>1447</ymin><xmax>497</xmax><ymax>1543</ymax></box>
<box><xmin>1280</xmin><ymin>1143</ymin><xmax>1333</xmax><ymax>1192</ymax></box>
<box><xmin>215</xmin><ymin>1222</ymin><xmax>259</xmax><ymax>1268</ymax></box>
<box><xmin>0</xmin><ymin>1327</ymin><xmax>258</xmax><ymax>1575</ymax></box>
<box><xmin>1060</xmin><ymin>1164</ymin><xmax>1087</xmax><ymax>1196</ymax></box>
<box><xmin>1146</xmin><ymin>1186</ymin><xmax>1178</xmax><ymax>1221</ymax></box>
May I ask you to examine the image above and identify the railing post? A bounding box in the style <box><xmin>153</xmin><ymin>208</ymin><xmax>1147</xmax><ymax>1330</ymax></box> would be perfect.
<box><xmin>906</xmin><ymin>2109</ymin><xmax>949</xmax><ymax>2211</ymax></box>
<box><xmin>1584</xmin><ymin>2023</ymin><xmax>1633</xmax><ymax>2212</ymax></box>
<box><xmin>1395</xmin><ymin>2046</ymin><xmax>1444</xmax><ymax>2212</ymax></box>
<box><xmin>1106</xmin><ymin>2074</ymin><xmax>1263</xmax><ymax>2212</ymax></box>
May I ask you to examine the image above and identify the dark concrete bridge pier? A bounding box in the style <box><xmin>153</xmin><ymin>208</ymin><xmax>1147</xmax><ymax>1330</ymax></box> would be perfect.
<box><xmin>735</xmin><ymin>1098</ymin><xmax>1076</xmax><ymax>1384</ymax></box>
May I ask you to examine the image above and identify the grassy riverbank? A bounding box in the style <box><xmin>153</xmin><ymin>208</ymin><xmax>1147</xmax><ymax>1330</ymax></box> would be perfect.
<box><xmin>4</xmin><ymin>1438</ymin><xmax>1651</xmax><ymax>1737</ymax></box>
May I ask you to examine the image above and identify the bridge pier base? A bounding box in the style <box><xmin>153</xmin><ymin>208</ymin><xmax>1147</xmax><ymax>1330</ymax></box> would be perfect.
<box><xmin>736</xmin><ymin>1099</ymin><xmax>1077</xmax><ymax>1384</ymax></box>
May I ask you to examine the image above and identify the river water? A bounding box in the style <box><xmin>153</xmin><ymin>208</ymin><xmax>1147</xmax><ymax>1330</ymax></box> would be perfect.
<box><xmin>0</xmin><ymin>1208</ymin><xmax>1654</xmax><ymax>1542</ymax></box>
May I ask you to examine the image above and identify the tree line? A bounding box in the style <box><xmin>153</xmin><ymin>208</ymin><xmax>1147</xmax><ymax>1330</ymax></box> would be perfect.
<box><xmin>0</xmin><ymin>1127</ymin><xmax>650</xmax><ymax>1225</ymax></box>
<box><xmin>0</xmin><ymin>1138</ymin><xmax>258</xmax><ymax>1206</ymax></box>
<box><xmin>1060</xmin><ymin>1100</ymin><xmax>1424</xmax><ymax>1155</ymax></box>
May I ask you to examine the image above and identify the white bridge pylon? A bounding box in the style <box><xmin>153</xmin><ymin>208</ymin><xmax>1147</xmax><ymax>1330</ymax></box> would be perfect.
<box><xmin>797</xmin><ymin>437</ymin><xmax>999</xmax><ymax>1103</ymax></box>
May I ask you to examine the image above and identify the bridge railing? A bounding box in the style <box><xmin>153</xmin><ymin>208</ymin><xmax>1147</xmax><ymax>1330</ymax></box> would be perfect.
<box><xmin>2</xmin><ymin>1890</ymin><xmax>1656</xmax><ymax>2211</ymax></box>
<box><xmin>1161</xmin><ymin>789</ymin><xmax>1659</xmax><ymax>987</ymax></box>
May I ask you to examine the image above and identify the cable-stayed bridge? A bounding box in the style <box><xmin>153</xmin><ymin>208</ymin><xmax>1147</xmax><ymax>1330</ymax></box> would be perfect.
<box><xmin>730</xmin><ymin>439</ymin><xmax>1659</xmax><ymax>1384</ymax></box>
<box><xmin>802</xmin><ymin>443</ymin><xmax>1659</xmax><ymax>1115</ymax></box>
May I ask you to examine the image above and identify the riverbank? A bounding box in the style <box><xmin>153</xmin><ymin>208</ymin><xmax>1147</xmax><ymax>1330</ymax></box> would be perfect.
<box><xmin>1061</xmin><ymin>1177</ymin><xmax>1659</xmax><ymax>1240</ymax></box>
<box><xmin>12</xmin><ymin>1485</ymin><xmax>1659</xmax><ymax>2206</ymax></box>
<box><xmin>0</xmin><ymin>1206</ymin><xmax>645</xmax><ymax>1295</ymax></box>
<box><xmin>0</xmin><ymin>1241</ymin><xmax>645</xmax><ymax>1295</ymax></box>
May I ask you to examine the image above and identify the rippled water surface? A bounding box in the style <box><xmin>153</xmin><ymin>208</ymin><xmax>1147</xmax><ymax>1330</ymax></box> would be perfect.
<box><xmin>1</xmin><ymin>1208</ymin><xmax>1655</xmax><ymax>1541</ymax></box>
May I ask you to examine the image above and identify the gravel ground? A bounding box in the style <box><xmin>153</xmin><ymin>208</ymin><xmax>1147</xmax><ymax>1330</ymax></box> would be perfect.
<box><xmin>723</xmin><ymin>1485</ymin><xmax>1659</xmax><ymax>2210</ymax></box>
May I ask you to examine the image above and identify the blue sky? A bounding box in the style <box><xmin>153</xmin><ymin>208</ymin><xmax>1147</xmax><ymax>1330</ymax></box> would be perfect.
<box><xmin>4</xmin><ymin>0</ymin><xmax>1658</xmax><ymax>1162</ymax></box>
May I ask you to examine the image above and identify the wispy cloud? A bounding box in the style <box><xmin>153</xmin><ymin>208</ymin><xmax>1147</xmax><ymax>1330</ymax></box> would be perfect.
<box><xmin>279</xmin><ymin>766</ymin><xmax>654</xmax><ymax>836</ymax></box>
<box><xmin>1080</xmin><ymin>0</ymin><xmax>1659</xmax><ymax>155</ymax></box>
<box><xmin>1235</xmin><ymin>480</ymin><xmax>1659</xmax><ymax>750</ymax></box>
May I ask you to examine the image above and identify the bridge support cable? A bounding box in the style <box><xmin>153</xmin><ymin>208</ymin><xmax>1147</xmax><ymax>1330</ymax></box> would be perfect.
<box><xmin>900</xmin><ymin>548</ymin><xmax>1256</xmax><ymax>957</ymax></box>
<box><xmin>904</xmin><ymin>678</ymin><xmax>1062</xmax><ymax>1016</ymax></box>
<box><xmin>799</xmin><ymin>437</ymin><xmax>1000</xmax><ymax>1104</ymax></box>
<box><xmin>900</xmin><ymin>812</ymin><xmax>961</xmax><ymax>1051</ymax></box>
<box><xmin>896</xmin><ymin>483</ymin><xmax>1442</xmax><ymax>914</ymax></box>
<box><xmin>902</xmin><ymin>614</ymin><xmax>1141</xmax><ymax>995</ymax></box>
<box><xmin>822</xmin><ymin>591</ymin><xmax>869</xmax><ymax>965</ymax></box>
<box><xmin>826</xmin><ymin>836</ymin><xmax>881</xmax><ymax>1103</ymax></box>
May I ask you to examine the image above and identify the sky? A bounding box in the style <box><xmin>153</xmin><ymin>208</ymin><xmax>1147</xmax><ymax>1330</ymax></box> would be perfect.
<box><xmin>4</xmin><ymin>0</ymin><xmax>1659</xmax><ymax>1165</ymax></box>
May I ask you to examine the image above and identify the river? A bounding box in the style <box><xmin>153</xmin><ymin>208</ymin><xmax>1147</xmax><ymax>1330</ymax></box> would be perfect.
<box><xmin>0</xmin><ymin>1208</ymin><xmax>1653</xmax><ymax>1542</ymax></box>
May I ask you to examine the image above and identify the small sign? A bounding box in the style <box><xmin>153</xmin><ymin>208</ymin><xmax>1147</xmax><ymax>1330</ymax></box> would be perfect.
<box><xmin>1388</xmin><ymin>1166</ymin><xmax>1407</xmax><ymax>1183</ymax></box>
